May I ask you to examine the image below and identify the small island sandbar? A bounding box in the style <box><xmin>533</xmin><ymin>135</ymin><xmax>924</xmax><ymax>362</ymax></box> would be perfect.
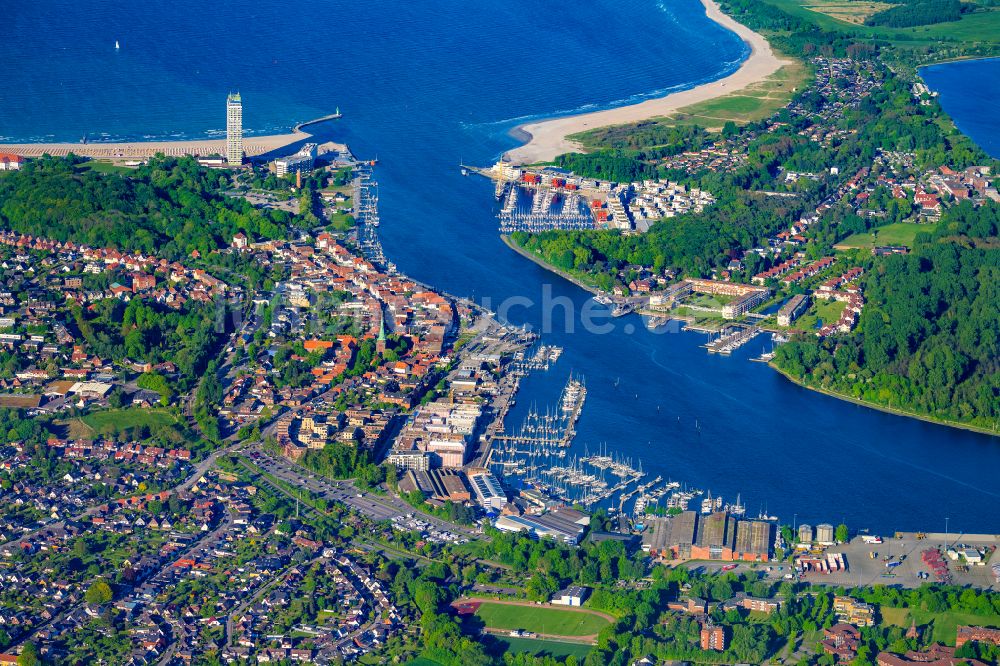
<box><xmin>504</xmin><ymin>0</ymin><xmax>789</xmax><ymax>165</ymax></box>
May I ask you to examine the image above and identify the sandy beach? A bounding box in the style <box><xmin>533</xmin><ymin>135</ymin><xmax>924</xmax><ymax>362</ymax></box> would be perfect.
<box><xmin>0</xmin><ymin>132</ymin><xmax>312</xmax><ymax>160</ymax></box>
<box><xmin>504</xmin><ymin>0</ymin><xmax>788</xmax><ymax>165</ymax></box>
<box><xmin>0</xmin><ymin>112</ymin><xmax>345</xmax><ymax>160</ymax></box>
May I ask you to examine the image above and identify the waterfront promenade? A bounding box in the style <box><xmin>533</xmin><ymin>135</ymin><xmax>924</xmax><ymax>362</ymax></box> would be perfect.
<box><xmin>0</xmin><ymin>111</ymin><xmax>343</xmax><ymax>160</ymax></box>
<box><xmin>0</xmin><ymin>134</ymin><xmax>301</xmax><ymax>159</ymax></box>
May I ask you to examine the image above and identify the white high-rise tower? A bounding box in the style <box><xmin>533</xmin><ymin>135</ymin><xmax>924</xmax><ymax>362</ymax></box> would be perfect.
<box><xmin>226</xmin><ymin>92</ymin><xmax>243</xmax><ymax>165</ymax></box>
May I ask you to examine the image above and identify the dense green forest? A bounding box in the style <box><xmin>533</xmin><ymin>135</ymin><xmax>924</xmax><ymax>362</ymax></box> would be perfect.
<box><xmin>865</xmin><ymin>0</ymin><xmax>965</xmax><ymax>27</ymax></box>
<box><xmin>70</xmin><ymin>297</ymin><xmax>222</xmax><ymax>389</ymax></box>
<box><xmin>300</xmin><ymin>441</ymin><xmax>386</xmax><ymax>489</ymax></box>
<box><xmin>567</xmin><ymin>123</ymin><xmax>705</xmax><ymax>154</ymax></box>
<box><xmin>774</xmin><ymin>202</ymin><xmax>1000</xmax><ymax>429</ymax></box>
<box><xmin>0</xmin><ymin>154</ymin><xmax>291</xmax><ymax>260</ymax></box>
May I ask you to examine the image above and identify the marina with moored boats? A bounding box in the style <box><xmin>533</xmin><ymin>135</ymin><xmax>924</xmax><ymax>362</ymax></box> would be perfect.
<box><xmin>477</xmin><ymin>353</ymin><xmax>769</xmax><ymax>519</ymax></box>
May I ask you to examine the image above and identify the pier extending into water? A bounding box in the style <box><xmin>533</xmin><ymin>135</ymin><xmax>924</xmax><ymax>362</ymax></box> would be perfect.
<box><xmin>705</xmin><ymin>324</ymin><xmax>761</xmax><ymax>355</ymax></box>
<box><xmin>498</xmin><ymin>186</ymin><xmax>594</xmax><ymax>233</ymax></box>
<box><xmin>488</xmin><ymin>374</ymin><xmax>585</xmax><ymax>454</ymax></box>
<box><xmin>353</xmin><ymin>164</ymin><xmax>391</xmax><ymax>270</ymax></box>
<box><xmin>467</xmin><ymin>164</ymin><xmax>598</xmax><ymax>233</ymax></box>
<box><xmin>509</xmin><ymin>344</ymin><xmax>563</xmax><ymax>376</ymax></box>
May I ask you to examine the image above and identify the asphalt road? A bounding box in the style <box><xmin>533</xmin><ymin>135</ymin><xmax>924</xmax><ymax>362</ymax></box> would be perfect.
<box><xmin>246</xmin><ymin>447</ymin><xmax>478</xmax><ymax>536</ymax></box>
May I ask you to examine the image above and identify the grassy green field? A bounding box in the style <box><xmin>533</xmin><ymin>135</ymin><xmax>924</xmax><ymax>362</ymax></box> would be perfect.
<box><xmin>668</xmin><ymin>57</ymin><xmax>811</xmax><ymax>130</ymax></box>
<box><xmin>61</xmin><ymin>408</ymin><xmax>183</xmax><ymax>440</ymax></box>
<box><xmin>474</xmin><ymin>602</ymin><xmax>612</xmax><ymax>637</ymax></box>
<box><xmin>80</xmin><ymin>161</ymin><xmax>137</xmax><ymax>175</ymax></box>
<box><xmin>801</xmin><ymin>0</ymin><xmax>896</xmax><ymax>24</ymax></box>
<box><xmin>882</xmin><ymin>607</ymin><xmax>1000</xmax><ymax>645</ymax></box>
<box><xmin>315</xmin><ymin>610</ymin><xmax>341</xmax><ymax>625</ymax></box>
<box><xmin>450</xmin><ymin>540</ymin><xmax>489</xmax><ymax>558</ymax></box>
<box><xmin>404</xmin><ymin>658</ymin><xmax>445</xmax><ymax>666</ymax></box>
<box><xmin>761</xmin><ymin>0</ymin><xmax>1000</xmax><ymax>46</ymax></box>
<box><xmin>836</xmin><ymin>222</ymin><xmax>935</xmax><ymax>249</ymax></box>
<box><xmin>326</xmin><ymin>211</ymin><xmax>356</xmax><ymax>231</ymax></box>
<box><xmin>791</xmin><ymin>297</ymin><xmax>846</xmax><ymax>331</ymax></box>
<box><xmin>495</xmin><ymin>636</ymin><xmax>593</xmax><ymax>659</ymax></box>
<box><xmin>83</xmin><ymin>408</ymin><xmax>179</xmax><ymax>431</ymax></box>
<box><xmin>687</xmin><ymin>292</ymin><xmax>736</xmax><ymax>308</ymax></box>
<box><xmin>672</xmin><ymin>306</ymin><xmax>726</xmax><ymax>321</ymax></box>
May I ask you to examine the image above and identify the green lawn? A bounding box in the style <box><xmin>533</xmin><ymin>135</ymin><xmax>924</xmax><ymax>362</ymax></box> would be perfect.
<box><xmin>791</xmin><ymin>298</ymin><xmax>847</xmax><ymax>331</ymax></box>
<box><xmin>326</xmin><ymin>211</ymin><xmax>356</xmax><ymax>231</ymax></box>
<box><xmin>672</xmin><ymin>306</ymin><xmax>726</xmax><ymax>321</ymax></box>
<box><xmin>836</xmin><ymin>222</ymin><xmax>936</xmax><ymax>250</ymax></box>
<box><xmin>474</xmin><ymin>602</ymin><xmax>611</xmax><ymax>637</ymax></box>
<box><xmin>405</xmin><ymin>658</ymin><xmax>446</xmax><ymax>666</ymax></box>
<box><xmin>315</xmin><ymin>610</ymin><xmax>341</xmax><ymax>625</ymax></box>
<box><xmin>495</xmin><ymin>636</ymin><xmax>593</xmax><ymax>660</ymax></box>
<box><xmin>83</xmin><ymin>407</ymin><xmax>179</xmax><ymax>431</ymax></box>
<box><xmin>80</xmin><ymin>161</ymin><xmax>137</xmax><ymax>175</ymax></box>
<box><xmin>687</xmin><ymin>293</ymin><xmax>736</xmax><ymax>308</ymax></box>
<box><xmin>63</xmin><ymin>408</ymin><xmax>183</xmax><ymax>440</ymax></box>
<box><xmin>882</xmin><ymin>607</ymin><xmax>1000</xmax><ymax>645</ymax></box>
<box><xmin>450</xmin><ymin>540</ymin><xmax>489</xmax><ymax>558</ymax></box>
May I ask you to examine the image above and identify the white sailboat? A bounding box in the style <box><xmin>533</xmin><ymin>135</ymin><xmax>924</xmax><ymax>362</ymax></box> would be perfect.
<box><xmin>115</xmin><ymin>40</ymin><xmax>121</xmax><ymax>50</ymax></box>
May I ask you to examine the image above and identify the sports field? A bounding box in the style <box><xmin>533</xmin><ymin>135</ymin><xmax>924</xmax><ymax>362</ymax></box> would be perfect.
<box><xmin>495</xmin><ymin>636</ymin><xmax>593</xmax><ymax>659</ymax></box>
<box><xmin>458</xmin><ymin>599</ymin><xmax>613</xmax><ymax>637</ymax></box>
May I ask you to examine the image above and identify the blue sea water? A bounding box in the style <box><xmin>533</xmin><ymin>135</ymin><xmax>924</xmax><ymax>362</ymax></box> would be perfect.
<box><xmin>2</xmin><ymin>0</ymin><xmax>998</xmax><ymax>532</ymax></box>
<box><xmin>922</xmin><ymin>58</ymin><xmax>1000</xmax><ymax>159</ymax></box>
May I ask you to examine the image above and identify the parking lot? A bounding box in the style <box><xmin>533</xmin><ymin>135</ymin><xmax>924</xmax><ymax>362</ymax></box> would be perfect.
<box><xmin>667</xmin><ymin>532</ymin><xmax>999</xmax><ymax>591</ymax></box>
<box><xmin>816</xmin><ymin>533</ymin><xmax>999</xmax><ymax>590</ymax></box>
<box><xmin>390</xmin><ymin>514</ymin><xmax>470</xmax><ymax>545</ymax></box>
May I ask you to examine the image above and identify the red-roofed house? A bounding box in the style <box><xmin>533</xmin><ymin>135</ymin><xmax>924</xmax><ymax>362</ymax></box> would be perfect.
<box><xmin>0</xmin><ymin>154</ymin><xmax>24</xmax><ymax>171</ymax></box>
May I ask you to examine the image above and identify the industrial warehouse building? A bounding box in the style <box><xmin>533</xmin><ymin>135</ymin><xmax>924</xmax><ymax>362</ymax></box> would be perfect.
<box><xmin>397</xmin><ymin>468</ymin><xmax>471</xmax><ymax>503</ymax></box>
<box><xmin>468</xmin><ymin>471</ymin><xmax>506</xmax><ymax>510</ymax></box>
<box><xmin>642</xmin><ymin>511</ymin><xmax>773</xmax><ymax>562</ymax></box>
<box><xmin>642</xmin><ymin>510</ymin><xmax>699</xmax><ymax>559</ymax></box>
<box><xmin>493</xmin><ymin>507</ymin><xmax>590</xmax><ymax>544</ymax></box>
